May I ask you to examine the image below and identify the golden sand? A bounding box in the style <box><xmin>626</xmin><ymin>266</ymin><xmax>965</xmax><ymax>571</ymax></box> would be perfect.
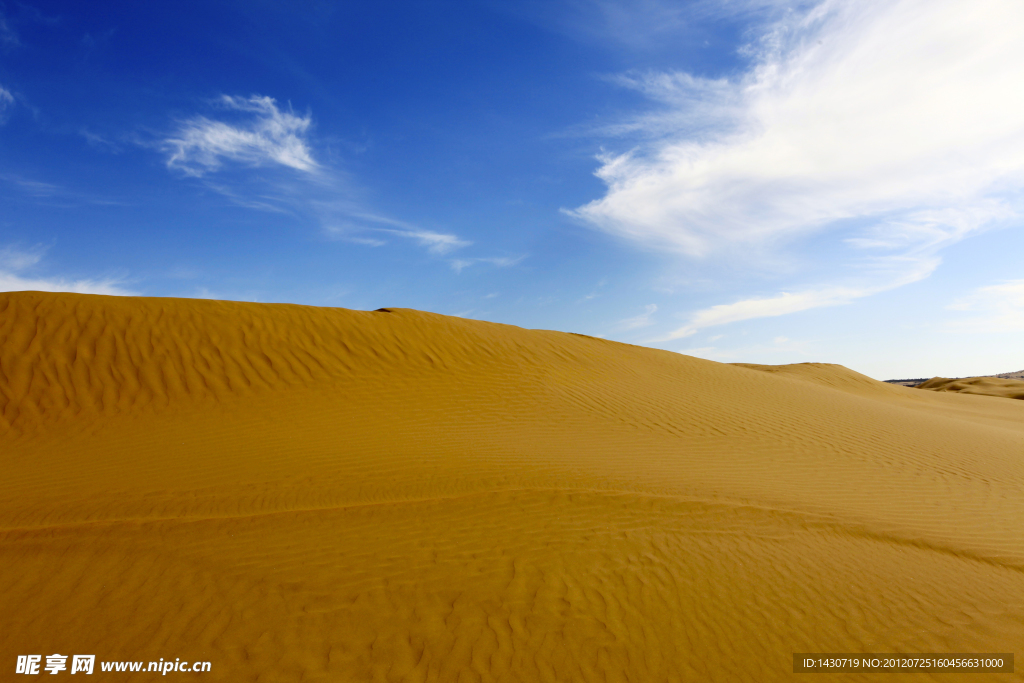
<box><xmin>2</xmin><ymin>291</ymin><xmax>1022</xmax><ymax>681</ymax></box>
<box><xmin>918</xmin><ymin>376</ymin><xmax>1024</xmax><ymax>401</ymax></box>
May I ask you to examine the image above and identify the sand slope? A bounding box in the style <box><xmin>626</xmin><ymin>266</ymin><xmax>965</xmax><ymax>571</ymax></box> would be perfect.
<box><xmin>918</xmin><ymin>375</ymin><xmax>1024</xmax><ymax>401</ymax></box>
<box><xmin>2</xmin><ymin>291</ymin><xmax>1023</xmax><ymax>681</ymax></box>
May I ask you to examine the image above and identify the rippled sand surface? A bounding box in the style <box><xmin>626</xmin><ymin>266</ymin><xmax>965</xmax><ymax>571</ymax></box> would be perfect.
<box><xmin>2</xmin><ymin>291</ymin><xmax>1023</xmax><ymax>681</ymax></box>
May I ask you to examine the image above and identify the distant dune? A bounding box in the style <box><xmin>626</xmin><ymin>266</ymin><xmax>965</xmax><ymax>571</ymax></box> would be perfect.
<box><xmin>886</xmin><ymin>369</ymin><xmax>1024</xmax><ymax>393</ymax></box>
<box><xmin>917</xmin><ymin>376</ymin><xmax>1024</xmax><ymax>400</ymax></box>
<box><xmin>2</xmin><ymin>291</ymin><xmax>1023</xmax><ymax>681</ymax></box>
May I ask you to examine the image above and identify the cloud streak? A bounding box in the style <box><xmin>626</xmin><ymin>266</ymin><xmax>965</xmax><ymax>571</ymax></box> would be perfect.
<box><xmin>450</xmin><ymin>256</ymin><xmax>524</xmax><ymax>273</ymax></box>
<box><xmin>0</xmin><ymin>246</ymin><xmax>135</xmax><ymax>296</ymax></box>
<box><xmin>660</xmin><ymin>255</ymin><xmax>938</xmax><ymax>339</ymax></box>
<box><xmin>164</xmin><ymin>95</ymin><xmax>317</xmax><ymax>176</ymax></box>
<box><xmin>0</xmin><ymin>9</ymin><xmax>17</xmax><ymax>48</ymax></box>
<box><xmin>0</xmin><ymin>85</ymin><xmax>14</xmax><ymax>123</ymax></box>
<box><xmin>616</xmin><ymin>303</ymin><xmax>658</xmax><ymax>330</ymax></box>
<box><xmin>400</xmin><ymin>230</ymin><xmax>470</xmax><ymax>254</ymax></box>
<box><xmin>158</xmin><ymin>94</ymin><xmax>511</xmax><ymax>267</ymax></box>
<box><xmin>947</xmin><ymin>279</ymin><xmax>1024</xmax><ymax>333</ymax></box>
<box><xmin>511</xmin><ymin>0</ymin><xmax>791</xmax><ymax>52</ymax></box>
<box><xmin>324</xmin><ymin>213</ymin><xmax>471</xmax><ymax>255</ymax></box>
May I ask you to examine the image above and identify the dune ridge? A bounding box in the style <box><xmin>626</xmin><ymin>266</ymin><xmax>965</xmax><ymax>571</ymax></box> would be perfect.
<box><xmin>2</xmin><ymin>291</ymin><xmax>1023</xmax><ymax>681</ymax></box>
<box><xmin>0</xmin><ymin>292</ymin><xmax>541</xmax><ymax>431</ymax></box>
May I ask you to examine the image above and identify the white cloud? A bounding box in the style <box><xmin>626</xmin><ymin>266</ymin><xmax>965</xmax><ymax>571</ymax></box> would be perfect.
<box><xmin>0</xmin><ymin>173</ymin><xmax>127</xmax><ymax>206</ymax></box>
<box><xmin>80</xmin><ymin>128</ymin><xmax>122</xmax><ymax>153</ymax></box>
<box><xmin>193</xmin><ymin>287</ymin><xmax>223</xmax><ymax>300</ymax></box>
<box><xmin>0</xmin><ymin>10</ymin><xmax>17</xmax><ymax>47</ymax></box>
<box><xmin>511</xmin><ymin>0</ymin><xmax>789</xmax><ymax>52</ymax></box>
<box><xmin>661</xmin><ymin>256</ymin><xmax>937</xmax><ymax>339</ymax></box>
<box><xmin>0</xmin><ymin>84</ymin><xmax>14</xmax><ymax>123</ymax></box>
<box><xmin>0</xmin><ymin>245</ymin><xmax>135</xmax><ymax>296</ymax></box>
<box><xmin>947</xmin><ymin>279</ymin><xmax>1024</xmax><ymax>332</ymax></box>
<box><xmin>322</xmin><ymin>211</ymin><xmax>471</xmax><ymax>255</ymax></box>
<box><xmin>164</xmin><ymin>95</ymin><xmax>317</xmax><ymax>176</ymax></box>
<box><xmin>450</xmin><ymin>256</ymin><xmax>524</xmax><ymax>273</ymax></box>
<box><xmin>0</xmin><ymin>174</ymin><xmax>60</xmax><ymax>197</ymax></box>
<box><xmin>570</xmin><ymin>0</ymin><xmax>1024</xmax><ymax>335</ymax></box>
<box><xmin>573</xmin><ymin>0</ymin><xmax>1024</xmax><ymax>259</ymax></box>
<box><xmin>0</xmin><ymin>245</ymin><xmax>43</xmax><ymax>271</ymax></box>
<box><xmin>161</xmin><ymin>96</ymin><xmax>475</xmax><ymax>262</ymax></box>
<box><xmin>396</xmin><ymin>230</ymin><xmax>471</xmax><ymax>255</ymax></box>
<box><xmin>354</xmin><ymin>214</ymin><xmax>470</xmax><ymax>253</ymax></box>
<box><xmin>666</xmin><ymin>288</ymin><xmax>858</xmax><ymax>339</ymax></box>
<box><xmin>342</xmin><ymin>236</ymin><xmax>388</xmax><ymax>247</ymax></box>
<box><xmin>616</xmin><ymin>303</ymin><xmax>658</xmax><ymax>330</ymax></box>
<box><xmin>593</xmin><ymin>71</ymin><xmax>742</xmax><ymax>140</ymax></box>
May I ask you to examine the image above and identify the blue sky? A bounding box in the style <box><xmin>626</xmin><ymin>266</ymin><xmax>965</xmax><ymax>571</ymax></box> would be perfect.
<box><xmin>2</xmin><ymin>0</ymin><xmax>1022</xmax><ymax>379</ymax></box>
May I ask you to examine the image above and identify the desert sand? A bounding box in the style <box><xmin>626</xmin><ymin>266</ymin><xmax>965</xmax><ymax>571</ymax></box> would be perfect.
<box><xmin>918</xmin><ymin>376</ymin><xmax>1024</xmax><ymax>401</ymax></box>
<box><xmin>1</xmin><ymin>291</ymin><xmax>1022</xmax><ymax>681</ymax></box>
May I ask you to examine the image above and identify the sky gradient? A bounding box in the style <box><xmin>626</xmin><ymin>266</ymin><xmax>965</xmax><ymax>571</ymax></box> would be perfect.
<box><xmin>2</xmin><ymin>0</ymin><xmax>1022</xmax><ymax>380</ymax></box>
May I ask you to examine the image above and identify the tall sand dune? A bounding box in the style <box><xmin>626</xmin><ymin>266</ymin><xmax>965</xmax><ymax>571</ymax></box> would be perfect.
<box><xmin>2</xmin><ymin>291</ymin><xmax>1023</xmax><ymax>681</ymax></box>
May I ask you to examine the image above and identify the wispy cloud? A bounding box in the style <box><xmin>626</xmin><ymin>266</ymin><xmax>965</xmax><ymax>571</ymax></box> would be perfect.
<box><xmin>450</xmin><ymin>255</ymin><xmax>525</xmax><ymax>273</ymax></box>
<box><xmin>339</xmin><ymin>236</ymin><xmax>387</xmax><ymax>247</ymax></box>
<box><xmin>0</xmin><ymin>245</ymin><xmax>44</xmax><ymax>271</ymax></box>
<box><xmin>382</xmin><ymin>229</ymin><xmax>470</xmax><ymax>255</ymax></box>
<box><xmin>511</xmin><ymin>0</ymin><xmax>789</xmax><ymax>51</ymax></box>
<box><xmin>947</xmin><ymin>279</ymin><xmax>1024</xmax><ymax>333</ymax></box>
<box><xmin>80</xmin><ymin>128</ymin><xmax>122</xmax><ymax>153</ymax></box>
<box><xmin>616</xmin><ymin>303</ymin><xmax>658</xmax><ymax>330</ymax></box>
<box><xmin>0</xmin><ymin>84</ymin><xmax>14</xmax><ymax>124</ymax></box>
<box><xmin>0</xmin><ymin>173</ymin><xmax>60</xmax><ymax>197</ymax></box>
<box><xmin>159</xmin><ymin>95</ymin><xmax>482</xmax><ymax>262</ymax></box>
<box><xmin>591</xmin><ymin>71</ymin><xmax>741</xmax><ymax>140</ymax></box>
<box><xmin>0</xmin><ymin>9</ymin><xmax>18</xmax><ymax>48</ymax></box>
<box><xmin>680</xmin><ymin>346</ymin><xmax>721</xmax><ymax>359</ymax></box>
<box><xmin>324</xmin><ymin>213</ymin><xmax>471</xmax><ymax>254</ymax></box>
<box><xmin>164</xmin><ymin>95</ymin><xmax>317</xmax><ymax>176</ymax></box>
<box><xmin>0</xmin><ymin>245</ymin><xmax>135</xmax><ymax>296</ymax></box>
<box><xmin>0</xmin><ymin>173</ymin><xmax>128</xmax><ymax>206</ymax></box>
<box><xmin>660</xmin><ymin>256</ymin><xmax>937</xmax><ymax>340</ymax></box>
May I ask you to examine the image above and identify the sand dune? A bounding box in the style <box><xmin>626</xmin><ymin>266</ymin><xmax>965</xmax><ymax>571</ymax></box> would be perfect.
<box><xmin>917</xmin><ymin>375</ymin><xmax>1024</xmax><ymax>401</ymax></box>
<box><xmin>2</xmin><ymin>291</ymin><xmax>1022</xmax><ymax>681</ymax></box>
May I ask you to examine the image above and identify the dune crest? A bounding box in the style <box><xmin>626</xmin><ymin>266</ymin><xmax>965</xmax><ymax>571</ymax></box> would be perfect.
<box><xmin>731</xmin><ymin>361</ymin><xmax>913</xmax><ymax>398</ymax></box>
<box><xmin>2</xmin><ymin>292</ymin><xmax>1023</xmax><ymax>681</ymax></box>
<box><xmin>0</xmin><ymin>291</ymin><xmax>548</xmax><ymax>432</ymax></box>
